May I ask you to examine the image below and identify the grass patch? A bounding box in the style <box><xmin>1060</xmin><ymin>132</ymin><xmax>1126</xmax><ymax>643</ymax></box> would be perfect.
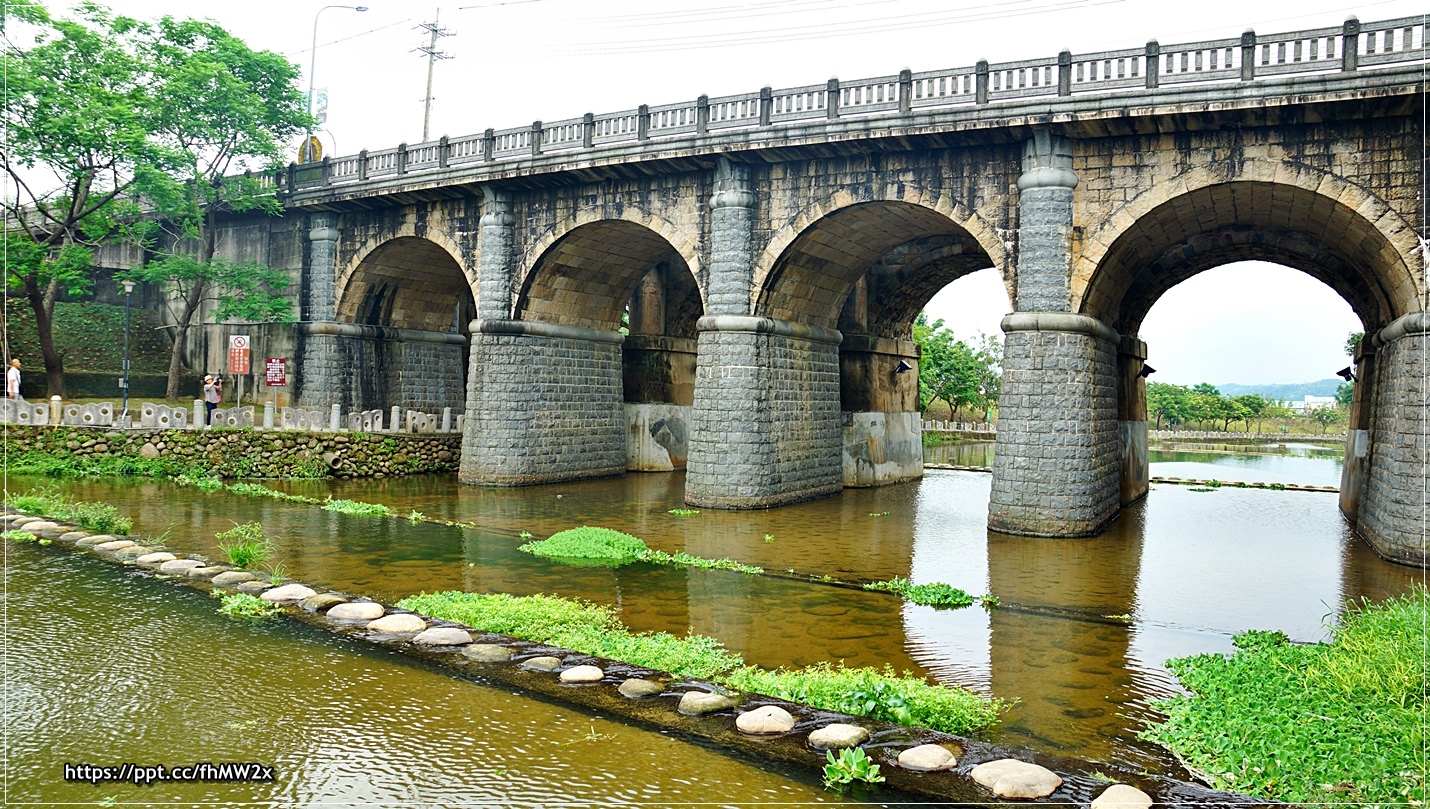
<box><xmin>667</xmin><ymin>508</ymin><xmax>700</xmax><ymax>516</ymax></box>
<box><xmin>321</xmin><ymin>498</ymin><xmax>392</xmax><ymax>517</ymax></box>
<box><xmin>397</xmin><ymin>590</ymin><xmax>1003</xmax><ymax>735</ymax></box>
<box><xmin>215</xmin><ymin>522</ymin><xmax>272</xmax><ymax>570</ymax></box>
<box><xmin>214</xmin><ymin>591</ymin><xmax>284</xmax><ymax>620</ymax></box>
<box><xmin>5</xmin><ymin>449</ymin><xmax>195</xmax><ymax>479</ymax></box>
<box><xmin>5</xmin><ymin>487</ymin><xmax>132</xmax><ymax>534</ymax></box>
<box><xmin>1142</xmin><ymin>588</ymin><xmax>1428</xmax><ymax>805</ymax></box>
<box><xmin>518</xmin><ymin>527</ymin><xmax>764</xmax><ymax>575</ymax></box>
<box><xmin>863</xmin><ymin>577</ymin><xmax>975</xmax><ymax>608</ymax></box>
<box><xmin>174</xmin><ymin>472</ymin><xmax>225</xmax><ymax>493</ymax></box>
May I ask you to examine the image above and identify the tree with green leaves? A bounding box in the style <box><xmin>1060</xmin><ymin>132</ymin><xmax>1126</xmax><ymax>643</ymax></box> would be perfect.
<box><xmin>1234</xmin><ymin>393</ymin><xmax>1268</xmax><ymax>433</ymax></box>
<box><xmin>1147</xmin><ymin>381</ymin><xmax>1191</xmax><ymax>429</ymax></box>
<box><xmin>912</xmin><ymin>314</ymin><xmax>1001</xmax><ymax>420</ymax></box>
<box><xmin>1309</xmin><ymin>404</ymin><xmax>1344</xmax><ymax>434</ymax></box>
<box><xmin>1335</xmin><ymin>382</ymin><xmax>1354</xmax><ymax>407</ymax></box>
<box><xmin>2</xmin><ymin>0</ymin><xmax>157</xmax><ymax>396</ymax></box>
<box><xmin>119</xmin><ymin>12</ymin><xmax>308</xmax><ymax>398</ymax></box>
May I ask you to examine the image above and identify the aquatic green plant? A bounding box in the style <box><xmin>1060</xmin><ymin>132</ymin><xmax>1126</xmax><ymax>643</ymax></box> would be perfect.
<box><xmin>5</xmin><ymin>487</ymin><xmax>132</xmax><ymax>534</ymax></box>
<box><xmin>408</xmin><ymin>509</ymin><xmax>426</xmax><ymax>524</ymax></box>
<box><xmin>763</xmin><ymin>534</ymin><xmax>775</xmax><ymax>543</ymax></box>
<box><xmin>667</xmin><ymin>508</ymin><xmax>700</xmax><ymax>516</ymax></box>
<box><xmin>822</xmin><ymin>747</ymin><xmax>885</xmax><ymax>792</ymax></box>
<box><xmin>267</xmin><ymin>563</ymin><xmax>288</xmax><ymax>587</ymax></box>
<box><xmin>216</xmin><ymin>522</ymin><xmax>272</xmax><ymax>570</ymax></box>
<box><xmin>289</xmin><ymin>454</ymin><xmax>329</xmax><ymax>480</ymax></box>
<box><xmin>868</xmin><ymin>511</ymin><xmax>890</xmax><ymax>517</ymax></box>
<box><xmin>397</xmin><ymin>590</ymin><xmax>1004</xmax><ymax>735</ymax></box>
<box><xmin>321</xmin><ymin>498</ymin><xmax>393</xmax><ymax>517</ymax></box>
<box><xmin>863</xmin><ymin>577</ymin><xmax>975</xmax><ymax>608</ymax></box>
<box><xmin>519</xmin><ymin>527</ymin><xmax>764</xmax><ymax>574</ymax></box>
<box><xmin>519</xmin><ymin>530</ymin><xmax>533</xmax><ymax>540</ymax></box>
<box><xmin>1143</xmin><ymin>588</ymin><xmax>1428</xmax><ymax>805</ymax></box>
<box><xmin>215</xmin><ymin>591</ymin><xmax>284</xmax><ymax>620</ymax></box>
<box><xmin>5</xmin><ymin>449</ymin><xmax>198</xmax><ymax>479</ymax></box>
<box><xmin>173</xmin><ymin>472</ymin><xmax>224</xmax><ymax>492</ymax></box>
<box><xmin>1266</xmin><ymin>482</ymin><xmax>1287</xmax><ymax>490</ymax></box>
<box><xmin>1187</xmin><ymin>486</ymin><xmax>1216</xmax><ymax>493</ymax></box>
<box><xmin>4</xmin><ymin>529</ymin><xmax>38</xmax><ymax>543</ymax></box>
<box><xmin>979</xmin><ymin>594</ymin><xmax>1001</xmax><ymax>610</ymax></box>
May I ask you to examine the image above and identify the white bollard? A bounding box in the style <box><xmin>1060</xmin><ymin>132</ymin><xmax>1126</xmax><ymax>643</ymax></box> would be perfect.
<box><xmin>263</xmin><ymin>401</ymin><xmax>275</xmax><ymax>430</ymax></box>
<box><xmin>49</xmin><ymin>395</ymin><xmax>61</xmax><ymax>426</ymax></box>
<box><xmin>330</xmin><ymin>403</ymin><xmax>341</xmax><ymax>432</ymax></box>
<box><xmin>193</xmin><ymin>399</ymin><xmax>205</xmax><ymax>430</ymax></box>
<box><xmin>390</xmin><ymin>405</ymin><xmax>401</xmax><ymax>433</ymax></box>
<box><xmin>441</xmin><ymin>407</ymin><xmax>452</xmax><ymax>433</ymax></box>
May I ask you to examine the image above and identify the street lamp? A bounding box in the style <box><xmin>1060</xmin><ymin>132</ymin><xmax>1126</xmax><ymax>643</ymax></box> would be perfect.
<box><xmin>120</xmin><ymin>279</ymin><xmax>135</xmax><ymax>427</ymax></box>
<box><xmin>304</xmin><ymin>5</ymin><xmax>369</xmax><ymax>163</ymax></box>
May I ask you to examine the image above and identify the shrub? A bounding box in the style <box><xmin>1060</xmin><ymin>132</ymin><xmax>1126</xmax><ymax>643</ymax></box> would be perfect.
<box><xmin>5</xmin><ymin>487</ymin><xmax>132</xmax><ymax>534</ymax></box>
<box><xmin>216</xmin><ymin>522</ymin><xmax>272</xmax><ymax>570</ymax></box>
<box><xmin>215</xmin><ymin>592</ymin><xmax>284</xmax><ymax>620</ymax></box>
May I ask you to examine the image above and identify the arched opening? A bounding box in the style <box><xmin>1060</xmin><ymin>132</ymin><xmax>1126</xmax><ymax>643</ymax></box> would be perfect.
<box><xmin>1078</xmin><ymin>180</ymin><xmax>1422</xmax><ymax>554</ymax></box>
<box><xmin>515</xmin><ymin>220</ymin><xmax>703</xmax><ymax>473</ymax></box>
<box><xmin>331</xmin><ymin>236</ymin><xmax>474</xmax><ymax>414</ymax></box>
<box><xmin>756</xmin><ymin>201</ymin><xmax>1000</xmax><ymax>488</ymax></box>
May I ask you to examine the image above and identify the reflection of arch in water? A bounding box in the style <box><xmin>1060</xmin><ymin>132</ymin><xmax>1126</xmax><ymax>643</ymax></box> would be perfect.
<box><xmin>325</xmin><ymin>236</ymin><xmax>474</xmax><ymax>413</ymax></box>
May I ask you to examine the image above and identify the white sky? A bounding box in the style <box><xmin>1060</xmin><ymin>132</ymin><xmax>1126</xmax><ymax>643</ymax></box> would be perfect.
<box><xmin>48</xmin><ymin>0</ymin><xmax>1429</xmax><ymax>384</ymax></box>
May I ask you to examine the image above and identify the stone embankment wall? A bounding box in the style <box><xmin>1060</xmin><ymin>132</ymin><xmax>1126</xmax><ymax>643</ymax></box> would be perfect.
<box><xmin>2</xmin><ymin>426</ymin><xmax>460</xmax><ymax>479</ymax></box>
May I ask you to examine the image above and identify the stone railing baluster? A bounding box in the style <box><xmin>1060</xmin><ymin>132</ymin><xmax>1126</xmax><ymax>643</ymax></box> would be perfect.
<box><xmin>1342</xmin><ymin>17</ymin><xmax>1360</xmax><ymax>70</ymax></box>
<box><xmin>697</xmin><ymin>95</ymin><xmax>710</xmax><ymax>134</ymax></box>
<box><xmin>483</xmin><ymin>128</ymin><xmax>496</xmax><ymax>161</ymax></box>
<box><xmin>438</xmin><ymin>135</ymin><xmax>450</xmax><ymax>168</ymax></box>
<box><xmin>1057</xmin><ymin>50</ymin><xmax>1072</xmax><ymax>96</ymax></box>
<box><xmin>531</xmin><ymin>121</ymin><xmax>543</xmax><ymax>156</ymax></box>
<box><xmin>975</xmin><ymin>60</ymin><xmax>990</xmax><ymax>104</ymax></box>
<box><xmin>638</xmin><ymin>105</ymin><xmax>650</xmax><ymax>141</ymax></box>
<box><xmin>759</xmin><ymin>87</ymin><xmax>773</xmax><ymax>126</ymax></box>
<box><xmin>396</xmin><ymin>143</ymin><xmax>408</xmax><ymax>175</ymax></box>
<box><xmin>1240</xmin><ymin>30</ymin><xmax>1257</xmax><ymax>80</ymax></box>
<box><xmin>582</xmin><ymin>113</ymin><xmax>594</xmax><ymax>147</ymax></box>
<box><xmin>898</xmin><ymin>69</ymin><xmax>912</xmax><ymax>113</ymax></box>
<box><xmin>826</xmin><ymin>78</ymin><xmax>840</xmax><ymax>119</ymax></box>
<box><xmin>357</xmin><ymin>149</ymin><xmax>368</xmax><ymax>180</ymax></box>
<box><xmin>1145</xmin><ymin>41</ymin><xmax>1160</xmax><ymax>88</ymax></box>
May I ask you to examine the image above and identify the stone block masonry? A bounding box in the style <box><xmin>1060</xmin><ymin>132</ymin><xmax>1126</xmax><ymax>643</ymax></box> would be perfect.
<box><xmin>686</xmin><ymin>317</ymin><xmax>842</xmax><ymax>509</ymax></box>
<box><xmin>1</xmin><ymin>426</ymin><xmax>460</xmax><ymax>479</ymax></box>
<box><xmin>990</xmin><ymin>316</ymin><xmax>1120</xmax><ymax>537</ymax></box>
<box><xmin>1356</xmin><ymin>314</ymin><xmax>1429</xmax><ymax>566</ymax></box>
<box><xmin>460</xmin><ymin>321</ymin><xmax>626</xmax><ymax>485</ymax></box>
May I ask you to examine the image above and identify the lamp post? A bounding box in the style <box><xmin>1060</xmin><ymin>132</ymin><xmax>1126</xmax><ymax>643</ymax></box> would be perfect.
<box><xmin>304</xmin><ymin>4</ymin><xmax>369</xmax><ymax>163</ymax></box>
<box><xmin>120</xmin><ymin>279</ymin><xmax>135</xmax><ymax>427</ymax></box>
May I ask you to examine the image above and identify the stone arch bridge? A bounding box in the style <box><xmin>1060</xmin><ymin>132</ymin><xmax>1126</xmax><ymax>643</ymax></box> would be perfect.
<box><xmin>214</xmin><ymin>17</ymin><xmax>1427</xmax><ymax>563</ymax></box>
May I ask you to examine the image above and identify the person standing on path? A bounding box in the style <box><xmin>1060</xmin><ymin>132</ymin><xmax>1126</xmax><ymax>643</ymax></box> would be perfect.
<box><xmin>203</xmin><ymin>374</ymin><xmax>221</xmax><ymax>425</ymax></box>
<box><xmin>7</xmin><ymin>359</ymin><xmax>23</xmax><ymax>401</ymax></box>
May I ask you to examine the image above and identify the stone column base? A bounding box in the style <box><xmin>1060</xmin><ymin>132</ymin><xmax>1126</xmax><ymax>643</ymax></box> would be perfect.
<box><xmin>843</xmin><ymin>411</ymin><xmax>923</xmax><ymax>487</ymax></box>
<box><xmin>1356</xmin><ymin>313</ymin><xmax>1428</xmax><ymax>566</ymax></box>
<box><xmin>459</xmin><ymin>320</ymin><xmax>625</xmax><ymax>486</ymax></box>
<box><xmin>989</xmin><ymin>313</ymin><xmax>1121</xmax><ymax>537</ymax></box>
<box><xmin>627</xmin><ymin>403</ymin><xmax>691</xmax><ymax>471</ymax></box>
<box><xmin>686</xmin><ymin>316</ymin><xmax>842</xmax><ymax>509</ymax></box>
<box><xmin>1119</xmin><ymin>420</ymin><xmax>1149</xmax><ymax>505</ymax></box>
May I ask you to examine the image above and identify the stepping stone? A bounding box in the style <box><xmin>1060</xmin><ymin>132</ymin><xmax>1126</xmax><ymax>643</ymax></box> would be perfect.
<box><xmin>462</xmin><ymin>644</ymin><xmax>512</xmax><ymax>662</ymax></box>
<box><xmin>736</xmin><ymin>705</ymin><xmax>795</xmax><ymax>734</ymax></box>
<box><xmin>158</xmin><ymin>559</ymin><xmax>205</xmax><ymax>574</ymax></box>
<box><xmin>260</xmin><ymin>583</ymin><xmax>317</xmax><ymax>602</ymax></box>
<box><xmin>114</xmin><ymin>546</ymin><xmax>152</xmax><ymax>559</ymax></box>
<box><xmin>187</xmin><ymin>566</ymin><xmax>231</xmax><ymax>579</ymax></box>
<box><xmin>76</xmin><ymin>535</ymin><xmax>117</xmax><ymax>547</ymax></box>
<box><xmin>136</xmin><ymin>552</ymin><xmax>177</xmax><ymax>565</ymax></box>
<box><xmin>211</xmin><ymin>571</ymin><xmax>257</xmax><ymax>586</ymax></box>
<box><xmin>58</xmin><ymin>531</ymin><xmax>89</xmax><ymax>542</ymax></box>
<box><xmin>94</xmin><ymin>539</ymin><xmax>137</xmax><ymax>552</ymax></box>
<box><xmin>970</xmin><ymin>759</ymin><xmax>1063</xmax><ymax>799</ymax></box>
<box><xmin>808</xmin><ymin>723</ymin><xmax>869</xmax><ymax>749</ymax></box>
<box><xmin>300</xmin><ymin>593</ymin><xmax>348</xmax><ymax>612</ymax></box>
<box><xmin>327</xmin><ymin>602</ymin><xmax>385</xmax><ymax>621</ymax></box>
<box><xmin>1091</xmin><ymin>784</ymin><xmax>1153</xmax><ymax>809</ymax></box>
<box><xmin>21</xmin><ymin>521</ymin><xmax>58</xmax><ymax>533</ymax></box>
<box><xmin>559</xmin><ymin>664</ymin><xmax>604</xmax><ymax>683</ymax></box>
<box><xmin>366</xmin><ymin>613</ymin><xmax>426</xmax><ymax>634</ymax></box>
<box><xmin>3</xmin><ymin>516</ymin><xmax>37</xmax><ymax>526</ymax></box>
<box><xmin>898</xmin><ymin>744</ymin><xmax>958</xmax><ymax>771</ymax></box>
<box><xmin>678</xmin><ymin>691</ymin><xmax>734</xmax><ymax>716</ymax></box>
<box><xmin>618</xmin><ymin>678</ymin><xmax>663</xmax><ymax>698</ymax></box>
<box><xmin>522</xmin><ymin>656</ymin><xmax>562</xmax><ymax>671</ymax></box>
<box><xmin>413</xmin><ymin>626</ymin><xmax>472</xmax><ymax>646</ymax></box>
<box><xmin>237</xmin><ymin>581</ymin><xmax>273</xmax><ymax>594</ymax></box>
<box><xmin>38</xmin><ymin>526</ymin><xmax>71</xmax><ymax>538</ymax></box>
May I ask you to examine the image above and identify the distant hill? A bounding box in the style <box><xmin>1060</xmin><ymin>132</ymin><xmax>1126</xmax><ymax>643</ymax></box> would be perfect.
<box><xmin>1216</xmin><ymin>379</ymin><xmax>1343</xmax><ymax>401</ymax></box>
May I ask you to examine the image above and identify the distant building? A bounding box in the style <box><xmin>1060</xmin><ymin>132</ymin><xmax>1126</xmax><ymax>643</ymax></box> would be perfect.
<box><xmin>1284</xmin><ymin>394</ymin><xmax>1337</xmax><ymax>413</ymax></box>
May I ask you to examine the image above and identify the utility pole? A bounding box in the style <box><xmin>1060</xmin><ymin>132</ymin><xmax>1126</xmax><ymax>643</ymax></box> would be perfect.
<box><xmin>415</xmin><ymin>9</ymin><xmax>454</xmax><ymax>143</ymax></box>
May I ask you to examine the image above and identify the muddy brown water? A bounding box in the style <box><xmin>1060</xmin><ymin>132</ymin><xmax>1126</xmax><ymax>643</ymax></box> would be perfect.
<box><xmin>5</xmin><ymin>445</ymin><xmax>1419</xmax><ymax>804</ymax></box>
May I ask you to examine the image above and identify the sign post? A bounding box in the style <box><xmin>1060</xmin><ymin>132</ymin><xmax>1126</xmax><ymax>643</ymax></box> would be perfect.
<box><xmin>228</xmin><ymin>335</ymin><xmax>251</xmax><ymax>408</ymax></box>
<box><xmin>265</xmin><ymin>357</ymin><xmax>287</xmax><ymax>410</ymax></box>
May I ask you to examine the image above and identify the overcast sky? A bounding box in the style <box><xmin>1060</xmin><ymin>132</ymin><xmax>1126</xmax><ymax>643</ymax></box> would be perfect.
<box><xmin>51</xmin><ymin>0</ymin><xmax>1422</xmax><ymax>384</ymax></box>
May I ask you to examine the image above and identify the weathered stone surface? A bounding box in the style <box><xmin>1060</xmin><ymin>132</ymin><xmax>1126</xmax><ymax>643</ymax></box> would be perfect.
<box><xmin>93</xmin><ymin>539</ymin><xmax>137</xmax><ymax>552</ymax></box>
<box><xmin>260</xmin><ymin>583</ymin><xmax>318</xmax><ymax>602</ymax></box>
<box><xmin>461</xmin><ymin>644</ymin><xmax>512</xmax><ymax>662</ymax></box>
<box><xmin>366</xmin><ymin>613</ymin><xmax>426</xmax><ymax>633</ymax></box>
<box><xmin>5</xmin><ymin>516</ymin><xmax>39</xmax><ymax>526</ymax></box>
<box><xmin>76</xmin><ymin>535</ymin><xmax>117</xmax><ymax>546</ymax></box>
<box><xmin>618</xmin><ymin>678</ymin><xmax>663</xmax><ymax>698</ymax></box>
<box><xmin>1091</xmin><ymin>784</ymin><xmax>1153</xmax><ymax>809</ymax></box>
<box><xmin>139</xmin><ymin>443</ymin><xmax>160</xmax><ymax>459</ymax></box>
<box><xmin>236</xmin><ymin>581</ymin><xmax>273</xmax><ymax>593</ymax></box>
<box><xmin>678</xmin><ymin>691</ymin><xmax>734</xmax><ymax>716</ymax></box>
<box><xmin>413</xmin><ymin>626</ymin><xmax>472</xmax><ymax>646</ymax></box>
<box><xmin>158</xmin><ymin>559</ymin><xmax>205</xmax><ymax>573</ymax></box>
<box><xmin>522</xmin><ymin>656</ymin><xmax>562</xmax><ymax>671</ymax></box>
<box><xmin>187</xmin><ymin>566</ymin><xmax>230</xmax><ymax>579</ymax></box>
<box><xmin>113</xmin><ymin>546</ymin><xmax>152</xmax><ymax>559</ymax></box>
<box><xmin>807</xmin><ymin>723</ymin><xmax>869</xmax><ymax>749</ymax></box>
<box><xmin>559</xmin><ymin>664</ymin><xmax>604</xmax><ymax>683</ymax></box>
<box><xmin>326</xmin><ymin>601</ymin><xmax>385</xmax><ymax>621</ymax></box>
<box><xmin>21</xmin><ymin>521</ymin><xmax>58</xmax><ymax>533</ymax></box>
<box><xmin>735</xmin><ymin>705</ymin><xmax>795</xmax><ymax>734</ymax></box>
<box><xmin>970</xmin><ymin>759</ymin><xmax>1063</xmax><ymax>799</ymax></box>
<box><xmin>210</xmin><ymin>571</ymin><xmax>257</xmax><ymax>585</ymax></box>
<box><xmin>897</xmin><ymin>744</ymin><xmax>958</xmax><ymax>771</ymax></box>
<box><xmin>58</xmin><ymin>531</ymin><xmax>90</xmax><ymax>542</ymax></box>
<box><xmin>136</xmin><ymin>551</ymin><xmax>177</xmax><ymax>565</ymax></box>
<box><xmin>300</xmin><ymin>593</ymin><xmax>349</xmax><ymax>612</ymax></box>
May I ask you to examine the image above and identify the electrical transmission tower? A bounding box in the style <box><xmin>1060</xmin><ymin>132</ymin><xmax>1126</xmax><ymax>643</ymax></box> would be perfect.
<box><xmin>415</xmin><ymin>9</ymin><xmax>454</xmax><ymax>142</ymax></box>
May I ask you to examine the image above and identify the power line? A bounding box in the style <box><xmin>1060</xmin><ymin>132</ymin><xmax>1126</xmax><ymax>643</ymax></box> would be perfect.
<box><xmin>415</xmin><ymin>9</ymin><xmax>456</xmax><ymax>143</ymax></box>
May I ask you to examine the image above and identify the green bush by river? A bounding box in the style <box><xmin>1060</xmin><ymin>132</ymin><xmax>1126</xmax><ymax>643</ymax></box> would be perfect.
<box><xmin>1143</xmin><ymin>588</ymin><xmax>1427</xmax><ymax>806</ymax></box>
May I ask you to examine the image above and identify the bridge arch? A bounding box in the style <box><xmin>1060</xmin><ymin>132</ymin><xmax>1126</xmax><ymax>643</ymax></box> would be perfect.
<box><xmin>753</xmin><ymin>193</ymin><xmax>1010</xmax><ymax>328</ymax></box>
<box><xmin>1076</xmin><ymin>162</ymin><xmax>1423</xmax><ymax>334</ymax></box>
<box><xmin>336</xmin><ymin>228</ymin><xmax>474</xmax><ymax>326</ymax></box>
